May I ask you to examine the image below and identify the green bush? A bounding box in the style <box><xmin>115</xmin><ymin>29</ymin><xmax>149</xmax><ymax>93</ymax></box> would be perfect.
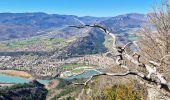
<box><xmin>56</xmin><ymin>86</ymin><xmax>76</xmax><ymax>98</ymax></box>
<box><xmin>56</xmin><ymin>79</ymin><xmax>71</xmax><ymax>89</ymax></box>
<box><xmin>0</xmin><ymin>82</ymin><xmax>48</xmax><ymax>100</ymax></box>
<box><xmin>102</xmin><ymin>83</ymin><xmax>141</xmax><ymax>100</ymax></box>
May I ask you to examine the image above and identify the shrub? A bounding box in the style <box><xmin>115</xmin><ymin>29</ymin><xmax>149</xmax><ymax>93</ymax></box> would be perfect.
<box><xmin>56</xmin><ymin>79</ymin><xmax>71</xmax><ymax>89</ymax></box>
<box><xmin>103</xmin><ymin>83</ymin><xmax>141</xmax><ymax>100</ymax></box>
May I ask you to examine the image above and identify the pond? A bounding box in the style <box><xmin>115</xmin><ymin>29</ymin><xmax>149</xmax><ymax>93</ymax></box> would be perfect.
<box><xmin>0</xmin><ymin>74</ymin><xmax>50</xmax><ymax>84</ymax></box>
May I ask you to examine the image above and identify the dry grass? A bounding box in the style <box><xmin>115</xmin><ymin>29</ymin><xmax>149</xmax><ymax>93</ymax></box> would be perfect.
<box><xmin>0</xmin><ymin>70</ymin><xmax>32</xmax><ymax>79</ymax></box>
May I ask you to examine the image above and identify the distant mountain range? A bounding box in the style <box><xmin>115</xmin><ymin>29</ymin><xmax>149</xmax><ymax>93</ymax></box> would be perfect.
<box><xmin>0</xmin><ymin>12</ymin><xmax>148</xmax><ymax>40</ymax></box>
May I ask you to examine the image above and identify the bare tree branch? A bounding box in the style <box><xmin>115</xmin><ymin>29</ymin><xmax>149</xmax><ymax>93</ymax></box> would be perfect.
<box><xmin>69</xmin><ymin>24</ymin><xmax>117</xmax><ymax>47</ymax></box>
<box><xmin>70</xmin><ymin>24</ymin><xmax>170</xmax><ymax>96</ymax></box>
<box><xmin>74</xmin><ymin>70</ymin><xmax>145</xmax><ymax>86</ymax></box>
<box><xmin>160</xmin><ymin>54</ymin><xmax>170</xmax><ymax>65</ymax></box>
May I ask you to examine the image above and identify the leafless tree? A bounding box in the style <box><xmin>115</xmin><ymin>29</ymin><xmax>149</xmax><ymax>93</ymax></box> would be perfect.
<box><xmin>137</xmin><ymin>0</ymin><xmax>170</xmax><ymax>75</ymax></box>
<box><xmin>69</xmin><ymin>0</ymin><xmax>170</xmax><ymax>99</ymax></box>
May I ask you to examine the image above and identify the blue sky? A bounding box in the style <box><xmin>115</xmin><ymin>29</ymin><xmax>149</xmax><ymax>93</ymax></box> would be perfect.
<box><xmin>0</xmin><ymin>0</ymin><xmax>160</xmax><ymax>17</ymax></box>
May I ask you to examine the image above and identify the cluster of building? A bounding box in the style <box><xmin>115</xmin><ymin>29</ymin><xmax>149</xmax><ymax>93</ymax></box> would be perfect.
<box><xmin>0</xmin><ymin>54</ymin><xmax>115</xmax><ymax>79</ymax></box>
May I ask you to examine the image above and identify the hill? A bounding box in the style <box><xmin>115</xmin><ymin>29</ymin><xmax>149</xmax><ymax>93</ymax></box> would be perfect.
<box><xmin>0</xmin><ymin>13</ymin><xmax>147</xmax><ymax>40</ymax></box>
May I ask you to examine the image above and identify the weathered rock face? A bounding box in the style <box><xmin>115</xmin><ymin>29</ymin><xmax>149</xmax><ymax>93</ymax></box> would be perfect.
<box><xmin>147</xmin><ymin>88</ymin><xmax>170</xmax><ymax>100</ymax></box>
<box><xmin>0</xmin><ymin>80</ymin><xmax>48</xmax><ymax>100</ymax></box>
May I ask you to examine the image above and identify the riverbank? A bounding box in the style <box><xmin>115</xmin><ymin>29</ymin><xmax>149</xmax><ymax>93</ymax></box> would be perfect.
<box><xmin>0</xmin><ymin>70</ymin><xmax>32</xmax><ymax>79</ymax></box>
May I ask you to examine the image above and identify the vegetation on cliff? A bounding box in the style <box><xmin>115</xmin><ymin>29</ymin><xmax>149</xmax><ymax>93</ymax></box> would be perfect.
<box><xmin>0</xmin><ymin>80</ymin><xmax>48</xmax><ymax>100</ymax></box>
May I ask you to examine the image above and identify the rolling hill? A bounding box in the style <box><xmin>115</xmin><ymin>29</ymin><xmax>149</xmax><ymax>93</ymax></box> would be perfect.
<box><xmin>0</xmin><ymin>13</ymin><xmax>147</xmax><ymax>40</ymax></box>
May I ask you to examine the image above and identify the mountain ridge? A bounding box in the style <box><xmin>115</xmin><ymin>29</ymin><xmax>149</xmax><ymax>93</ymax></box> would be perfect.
<box><xmin>0</xmin><ymin>12</ymin><xmax>147</xmax><ymax>40</ymax></box>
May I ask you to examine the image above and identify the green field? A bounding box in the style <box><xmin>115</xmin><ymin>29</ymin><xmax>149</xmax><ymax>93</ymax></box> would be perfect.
<box><xmin>0</xmin><ymin>37</ymin><xmax>76</xmax><ymax>51</ymax></box>
<box><xmin>61</xmin><ymin>63</ymin><xmax>86</xmax><ymax>72</ymax></box>
<box><xmin>61</xmin><ymin>63</ymin><xmax>94</xmax><ymax>73</ymax></box>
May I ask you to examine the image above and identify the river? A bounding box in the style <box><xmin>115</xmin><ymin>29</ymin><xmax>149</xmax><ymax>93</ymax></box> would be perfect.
<box><xmin>0</xmin><ymin>74</ymin><xmax>50</xmax><ymax>84</ymax></box>
<box><xmin>0</xmin><ymin>70</ymin><xmax>98</xmax><ymax>85</ymax></box>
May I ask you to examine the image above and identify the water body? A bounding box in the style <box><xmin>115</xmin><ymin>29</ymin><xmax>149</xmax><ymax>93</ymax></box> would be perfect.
<box><xmin>65</xmin><ymin>70</ymin><xmax>98</xmax><ymax>80</ymax></box>
<box><xmin>0</xmin><ymin>70</ymin><xmax>98</xmax><ymax>84</ymax></box>
<box><xmin>0</xmin><ymin>74</ymin><xmax>50</xmax><ymax>84</ymax></box>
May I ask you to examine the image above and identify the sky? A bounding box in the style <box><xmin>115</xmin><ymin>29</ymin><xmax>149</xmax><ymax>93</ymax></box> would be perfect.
<box><xmin>0</xmin><ymin>0</ymin><xmax>161</xmax><ymax>17</ymax></box>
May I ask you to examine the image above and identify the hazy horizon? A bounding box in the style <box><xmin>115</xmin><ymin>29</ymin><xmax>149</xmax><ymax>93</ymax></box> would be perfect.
<box><xmin>0</xmin><ymin>0</ymin><xmax>161</xmax><ymax>17</ymax></box>
<box><xmin>0</xmin><ymin>12</ymin><xmax>146</xmax><ymax>17</ymax></box>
